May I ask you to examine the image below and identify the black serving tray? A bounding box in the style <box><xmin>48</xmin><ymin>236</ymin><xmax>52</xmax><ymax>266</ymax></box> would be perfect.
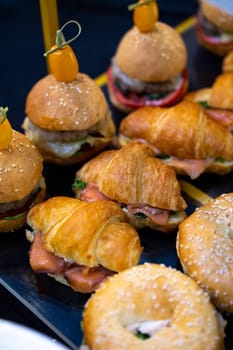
<box><xmin>1</xmin><ymin>20</ymin><xmax>233</xmax><ymax>350</ymax></box>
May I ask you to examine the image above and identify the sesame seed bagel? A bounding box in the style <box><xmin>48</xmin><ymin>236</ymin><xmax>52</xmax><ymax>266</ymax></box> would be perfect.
<box><xmin>177</xmin><ymin>193</ymin><xmax>233</xmax><ymax>313</ymax></box>
<box><xmin>83</xmin><ymin>263</ymin><xmax>225</xmax><ymax>350</ymax></box>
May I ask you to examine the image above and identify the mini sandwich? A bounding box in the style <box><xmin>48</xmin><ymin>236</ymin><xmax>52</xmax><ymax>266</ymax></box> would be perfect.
<box><xmin>26</xmin><ymin>196</ymin><xmax>143</xmax><ymax>293</ymax></box>
<box><xmin>195</xmin><ymin>0</ymin><xmax>233</xmax><ymax>56</ymax></box>
<box><xmin>73</xmin><ymin>142</ymin><xmax>187</xmax><ymax>233</ymax></box>
<box><xmin>107</xmin><ymin>7</ymin><xmax>188</xmax><ymax>112</ymax></box>
<box><xmin>185</xmin><ymin>72</ymin><xmax>233</xmax><ymax>131</ymax></box>
<box><xmin>118</xmin><ymin>100</ymin><xmax>233</xmax><ymax>179</ymax></box>
<box><xmin>0</xmin><ymin>130</ymin><xmax>46</xmax><ymax>232</ymax></box>
<box><xmin>22</xmin><ymin>73</ymin><xmax>115</xmax><ymax>165</ymax></box>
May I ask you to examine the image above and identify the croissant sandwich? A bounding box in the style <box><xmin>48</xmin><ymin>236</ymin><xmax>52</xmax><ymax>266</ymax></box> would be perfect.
<box><xmin>73</xmin><ymin>142</ymin><xmax>187</xmax><ymax>233</ymax></box>
<box><xmin>185</xmin><ymin>72</ymin><xmax>233</xmax><ymax>131</ymax></box>
<box><xmin>118</xmin><ymin>100</ymin><xmax>233</xmax><ymax>179</ymax></box>
<box><xmin>26</xmin><ymin>196</ymin><xmax>143</xmax><ymax>293</ymax></box>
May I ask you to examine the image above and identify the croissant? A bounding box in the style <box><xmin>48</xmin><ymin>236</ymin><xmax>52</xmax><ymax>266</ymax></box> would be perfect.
<box><xmin>26</xmin><ymin>196</ymin><xmax>143</xmax><ymax>293</ymax></box>
<box><xmin>74</xmin><ymin>142</ymin><xmax>187</xmax><ymax>233</ymax></box>
<box><xmin>185</xmin><ymin>72</ymin><xmax>233</xmax><ymax>131</ymax></box>
<box><xmin>222</xmin><ymin>50</ymin><xmax>233</xmax><ymax>73</ymax></box>
<box><xmin>118</xmin><ymin>100</ymin><xmax>233</xmax><ymax>179</ymax></box>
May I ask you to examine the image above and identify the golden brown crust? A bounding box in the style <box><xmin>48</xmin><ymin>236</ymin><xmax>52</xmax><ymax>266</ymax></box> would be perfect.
<box><xmin>209</xmin><ymin>72</ymin><xmax>233</xmax><ymax>109</ymax></box>
<box><xmin>25</xmin><ymin>73</ymin><xmax>109</xmax><ymax>131</ymax></box>
<box><xmin>114</xmin><ymin>23</ymin><xmax>187</xmax><ymax>82</ymax></box>
<box><xmin>185</xmin><ymin>73</ymin><xmax>233</xmax><ymax>110</ymax></box>
<box><xmin>0</xmin><ymin>130</ymin><xmax>44</xmax><ymax>203</ymax></box>
<box><xmin>83</xmin><ymin>263</ymin><xmax>225</xmax><ymax>350</ymax></box>
<box><xmin>177</xmin><ymin>192</ymin><xmax>233</xmax><ymax>313</ymax></box>
<box><xmin>119</xmin><ymin>100</ymin><xmax>233</xmax><ymax>160</ymax></box>
<box><xmin>76</xmin><ymin>142</ymin><xmax>186</xmax><ymax>211</ymax></box>
<box><xmin>222</xmin><ymin>50</ymin><xmax>233</xmax><ymax>72</ymax></box>
<box><xmin>184</xmin><ymin>88</ymin><xmax>212</xmax><ymax>104</ymax></box>
<box><xmin>200</xmin><ymin>0</ymin><xmax>233</xmax><ymax>33</ymax></box>
<box><xmin>27</xmin><ymin>196</ymin><xmax>142</xmax><ymax>271</ymax></box>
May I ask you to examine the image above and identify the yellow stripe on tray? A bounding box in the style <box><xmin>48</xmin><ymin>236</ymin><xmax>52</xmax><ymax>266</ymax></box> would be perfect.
<box><xmin>95</xmin><ymin>15</ymin><xmax>211</xmax><ymax>206</ymax></box>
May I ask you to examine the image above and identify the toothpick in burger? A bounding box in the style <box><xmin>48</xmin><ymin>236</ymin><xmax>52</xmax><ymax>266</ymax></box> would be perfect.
<box><xmin>22</xmin><ymin>21</ymin><xmax>115</xmax><ymax>165</ymax></box>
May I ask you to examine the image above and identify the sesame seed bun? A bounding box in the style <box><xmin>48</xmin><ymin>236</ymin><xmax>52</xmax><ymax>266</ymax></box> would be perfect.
<box><xmin>114</xmin><ymin>22</ymin><xmax>187</xmax><ymax>83</ymax></box>
<box><xmin>25</xmin><ymin>73</ymin><xmax>110</xmax><ymax>131</ymax></box>
<box><xmin>23</xmin><ymin>73</ymin><xmax>116</xmax><ymax>165</ymax></box>
<box><xmin>200</xmin><ymin>0</ymin><xmax>233</xmax><ymax>33</ymax></box>
<box><xmin>0</xmin><ymin>130</ymin><xmax>46</xmax><ymax>232</ymax></box>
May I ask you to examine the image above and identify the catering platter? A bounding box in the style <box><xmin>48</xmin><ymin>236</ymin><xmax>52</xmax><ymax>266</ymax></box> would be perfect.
<box><xmin>1</xmin><ymin>19</ymin><xmax>233</xmax><ymax>350</ymax></box>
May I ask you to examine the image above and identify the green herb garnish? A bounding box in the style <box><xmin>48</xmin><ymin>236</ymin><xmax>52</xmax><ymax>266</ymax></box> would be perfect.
<box><xmin>136</xmin><ymin>331</ymin><xmax>150</xmax><ymax>340</ymax></box>
<box><xmin>199</xmin><ymin>100</ymin><xmax>209</xmax><ymax>108</ymax></box>
<box><xmin>72</xmin><ymin>178</ymin><xmax>86</xmax><ymax>190</ymax></box>
<box><xmin>4</xmin><ymin>212</ymin><xmax>25</xmax><ymax>220</ymax></box>
<box><xmin>147</xmin><ymin>92</ymin><xmax>168</xmax><ymax>100</ymax></box>
<box><xmin>215</xmin><ymin>157</ymin><xmax>224</xmax><ymax>163</ymax></box>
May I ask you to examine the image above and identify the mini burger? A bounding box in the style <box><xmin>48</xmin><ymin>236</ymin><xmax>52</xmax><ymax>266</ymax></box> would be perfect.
<box><xmin>22</xmin><ymin>73</ymin><xmax>116</xmax><ymax>165</ymax></box>
<box><xmin>22</xmin><ymin>20</ymin><xmax>115</xmax><ymax>165</ymax></box>
<box><xmin>107</xmin><ymin>0</ymin><xmax>188</xmax><ymax>112</ymax></box>
<box><xmin>0</xmin><ymin>129</ymin><xmax>46</xmax><ymax>232</ymax></box>
<box><xmin>195</xmin><ymin>0</ymin><xmax>233</xmax><ymax>56</ymax></box>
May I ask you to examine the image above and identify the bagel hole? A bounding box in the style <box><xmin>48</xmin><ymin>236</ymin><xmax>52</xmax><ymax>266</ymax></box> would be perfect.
<box><xmin>127</xmin><ymin>319</ymin><xmax>171</xmax><ymax>339</ymax></box>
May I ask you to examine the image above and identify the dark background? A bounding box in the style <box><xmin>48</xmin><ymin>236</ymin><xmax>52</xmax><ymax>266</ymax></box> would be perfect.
<box><xmin>0</xmin><ymin>0</ymin><xmax>198</xmax><ymax>132</ymax></box>
<box><xmin>2</xmin><ymin>0</ymin><xmax>227</xmax><ymax>348</ymax></box>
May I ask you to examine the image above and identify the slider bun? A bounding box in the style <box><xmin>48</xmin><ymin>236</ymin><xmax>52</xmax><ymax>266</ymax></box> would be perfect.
<box><xmin>0</xmin><ymin>130</ymin><xmax>45</xmax><ymax>232</ymax></box>
<box><xmin>177</xmin><ymin>192</ymin><xmax>233</xmax><ymax>313</ymax></box>
<box><xmin>83</xmin><ymin>263</ymin><xmax>225</xmax><ymax>350</ymax></box>
<box><xmin>25</xmin><ymin>73</ymin><xmax>109</xmax><ymax>130</ymax></box>
<box><xmin>0</xmin><ymin>130</ymin><xmax>43</xmax><ymax>203</ymax></box>
<box><xmin>200</xmin><ymin>0</ymin><xmax>233</xmax><ymax>33</ymax></box>
<box><xmin>114</xmin><ymin>22</ymin><xmax>187</xmax><ymax>82</ymax></box>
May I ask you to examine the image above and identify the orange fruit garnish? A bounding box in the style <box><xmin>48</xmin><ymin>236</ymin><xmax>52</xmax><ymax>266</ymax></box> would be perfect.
<box><xmin>0</xmin><ymin>107</ymin><xmax>13</xmax><ymax>149</ymax></box>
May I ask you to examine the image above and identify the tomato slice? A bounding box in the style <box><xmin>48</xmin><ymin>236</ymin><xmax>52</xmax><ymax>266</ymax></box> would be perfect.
<box><xmin>107</xmin><ymin>67</ymin><xmax>188</xmax><ymax>109</ymax></box>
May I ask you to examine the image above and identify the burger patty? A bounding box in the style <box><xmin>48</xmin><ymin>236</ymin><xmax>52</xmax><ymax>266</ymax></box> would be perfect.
<box><xmin>22</xmin><ymin>117</ymin><xmax>108</xmax><ymax>142</ymax></box>
<box><xmin>0</xmin><ymin>180</ymin><xmax>44</xmax><ymax>217</ymax></box>
<box><xmin>111</xmin><ymin>60</ymin><xmax>183</xmax><ymax>95</ymax></box>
